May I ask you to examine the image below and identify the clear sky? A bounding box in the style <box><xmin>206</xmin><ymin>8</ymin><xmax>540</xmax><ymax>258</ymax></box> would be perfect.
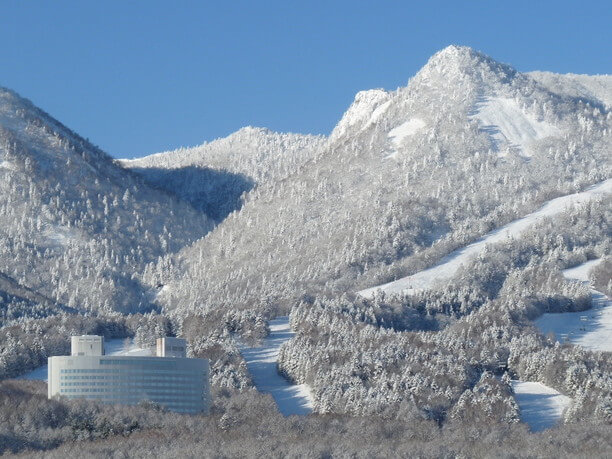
<box><xmin>0</xmin><ymin>1</ymin><xmax>610</xmax><ymax>158</ymax></box>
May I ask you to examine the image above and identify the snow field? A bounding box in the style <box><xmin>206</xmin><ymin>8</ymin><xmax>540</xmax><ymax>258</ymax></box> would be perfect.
<box><xmin>535</xmin><ymin>259</ymin><xmax>612</xmax><ymax>352</ymax></box>
<box><xmin>385</xmin><ymin>118</ymin><xmax>426</xmax><ymax>159</ymax></box>
<box><xmin>358</xmin><ymin>179</ymin><xmax>612</xmax><ymax>298</ymax></box>
<box><xmin>388</xmin><ymin>118</ymin><xmax>426</xmax><ymax>146</ymax></box>
<box><xmin>239</xmin><ymin>317</ymin><xmax>314</xmax><ymax>416</ymax></box>
<box><xmin>510</xmin><ymin>380</ymin><xmax>571</xmax><ymax>432</ymax></box>
<box><xmin>42</xmin><ymin>224</ymin><xmax>78</xmax><ymax>247</ymax></box>
<box><xmin>561</xmin><ymin>258</ymin><xmax>602</xmax><ymax>283</ymax></box>
<box><xmin>470</xmin><ymin>96</ymin><xmax>561</xmax><ymax>157</ymax></box>
<box><xmin>0</xmin><ymin>160</ymin><xmax>16</xmax><ymax>170</ymax></box>
<box><xmin>368</xmin><ymin>100</ymin><xmax>391</xmax><ymax>126</ymax></box>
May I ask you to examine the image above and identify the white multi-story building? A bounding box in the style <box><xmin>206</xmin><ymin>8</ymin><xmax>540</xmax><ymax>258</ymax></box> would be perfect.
<box><xmin>48</xmin><ymin>335</ymin><xmax>210</xmax><ymax>414</ymax></box>
<box><xmin>71</xmin><ymin>335</ymin><xmax>105</xmax><ymax>356</ymax></box>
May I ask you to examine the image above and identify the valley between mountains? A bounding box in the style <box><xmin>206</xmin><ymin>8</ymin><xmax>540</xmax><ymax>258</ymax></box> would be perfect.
<box><xmin>0</xmin><ymin>45</ymin><xmax>611</xmax><ymax>456</ymax></box>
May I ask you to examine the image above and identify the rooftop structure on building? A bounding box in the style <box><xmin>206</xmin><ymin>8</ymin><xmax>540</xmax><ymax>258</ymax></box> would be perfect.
<box><xmin>48</xmin><ymin>335</ymin><xmax>210</xmax><ymax>414</ymax></box>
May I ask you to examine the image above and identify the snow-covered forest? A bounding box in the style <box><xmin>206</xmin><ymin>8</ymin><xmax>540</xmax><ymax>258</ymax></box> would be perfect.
<box><xmin>146</xmin><ymin>47</ymin><xmax>609</xmax><ymax>317</ymax></box>
<box><xmin>0</xmin><ymin>46</ymin><xmax>610</xmax><ymax>456</ymax></box>
<box><xmin>0</xmin><ymin>88</ymin><xmax>214</xmax><ymax>319</ymax></box>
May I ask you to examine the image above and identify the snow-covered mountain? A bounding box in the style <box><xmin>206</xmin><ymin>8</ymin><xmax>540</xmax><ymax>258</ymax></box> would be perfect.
<box><xmin>0</xmin><ymin>271</ymin><xmax>68</xmax><ymax>327</ymax></box>
<box><xmin>0</xmin><ymin>87</ymin><xmax>214</xmax><ymax>316</ymax></box>
<box><xmin>529</xmin><ymin>71</ymin><xmax>612</xmax><ymax>108</ymax></box>
<box><xmin>150</xmin><ymin>45</ymin><xmax>610</xmax><ymax>317</ymax></box>
<box><xmin>358</xmin><ymin>179</ymin><xmax>612</xmax><ymax>298</ymax></box>
<box><xmin>121</xmin><ymin>127</ymin><xmax>326</xmax><ymax>220</ymax></box>
<box><xmin>1</xmin><ymin>46</ymin><xmax>611</xmax><ymax>445</ymax></box>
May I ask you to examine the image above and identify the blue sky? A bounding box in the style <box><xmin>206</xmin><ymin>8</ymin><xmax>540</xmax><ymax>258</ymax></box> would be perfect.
<box><xmin>0</xmin><ymin>1</ymin><xmax>610</xmax><ymax>158</ymax></box>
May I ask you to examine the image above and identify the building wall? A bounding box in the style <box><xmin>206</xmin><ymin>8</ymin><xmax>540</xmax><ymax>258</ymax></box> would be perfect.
<box><xmin>71</xmin><ymin>335</ymin><xmax>105</xmax><ymax>356</ymax></box>
<box><xmin>48</xmin><ymin>355</ymin><xmax>210</xmax><ymax>414</ymax></box>
<box><xmin>156</xmin><ymin>337</ymin><xmax>187</xmax><ymax>358</ymax></box>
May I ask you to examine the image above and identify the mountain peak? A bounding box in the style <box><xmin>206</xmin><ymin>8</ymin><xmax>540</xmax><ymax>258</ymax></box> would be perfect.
<box><xmin>330</xmin><ymin>89</ymin><xmax>390</xmax><ymax>141</ymax></box>
<box><xmin>430</xmin><ymin>45</ymin><xmax>484</xmax><ymax>63</ymax></box>
<box><xmin>413</xmin><ymin>45</ymin><xmax>518</xmax><ymax>88</ymax></box>
<box><xmin>424</xmin><ymin>45</ymin><xmax>497</xmax><ymax>71</ymax></box>
<box><xmin>233</xmin><ymin>126</ymin><xmax>272</xmax><ymax>136</ymax></box>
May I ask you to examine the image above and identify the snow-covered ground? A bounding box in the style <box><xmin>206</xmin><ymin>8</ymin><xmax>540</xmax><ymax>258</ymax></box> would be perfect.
<box><xmin>239</xmin><ymin>317</ymin><xmax>314</xmax><ymax>416</ymax></box>
<box><xmin>388</xmin><ymin>119</ymin><xmax>426</xmax><ymax>146</ymax></box>
<box><xmin>368</xmin><ymin>100</ymin><xmax>391</xmax><ymax>126</ymax></box>
<box><xmin>535</xmin><ymin>259</ymin><xmax>612</xmax><ymax>352</ymax></box>
<box><xmin>43</xmin><ymin>224</ymin><xmax>77</xmax><ymax>247</ymax></box>
<box><xmin>561</xmin><ymin>258</ymin><xmax>603</xmax><ymax>283</ymax></box>
<box><xmin>329</xmin><ymin>89</ymin><xmax>390</xmax><ymax>141</ymax></box>
<box><xmin>359</xmin><ymin>179</ymin><xmax>612</xmax><ymax>298</ymax></box>
<box><xmin>529</xmin><ymin>72</ymin><xmax>612</xmax><ymax>108</ymax></box>
<box><xmin>0</xmin><ymin>160</ymin><xmax>17</xmax><ymax>171</ymax></box>
<box><xmin>15</xmin><ymin>362</ymin><xmax>49</xmax><ymax>381</ymax></box>
<box><xmin>511</xmin><ymin>380</ymin><xmax>571</xmax><ymax>432</ymax></box>
<box><xmin>470</xmin><ymin>96</ymin><xmax>560</xmax><ymax>157</ymax></box>
<box><xmin>16</xmin><ymin>338</ymin><xmax>147</xmax><ymax>382</ymax></box>
<box><xmin>386</xmin><ymin>118</ymin><xmax>426</xmax><ymax>159</ymax></box>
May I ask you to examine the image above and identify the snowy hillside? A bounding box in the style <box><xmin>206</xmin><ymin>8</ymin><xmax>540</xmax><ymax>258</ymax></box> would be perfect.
<box><xmin>511</xmin><ymin>380</ymin><xmax>571</xmax><ymax>432</ymax></box>
<box><xmin>123</xmin><ymin>126</ymin><xmax>325</xmax><ymax>184</ymax></box>
<box><xmin>140</xmin><ymin>47</ymin><xmax>610</xmax><ymax>423</ymax></box>
<box><xmin>529</xmin><ymin>72</ymin><xmax>612</xmax><ymax>108</ymax></box>
<box><xmin>469</xmin><ymin>96</ymin><xmax>561</xmax><ymax>157</ymax></box>
<box><xmin>358</xmin><ymin>179</ymin><xmax>612</xmax><ymax>298</ymax></box>
<box><xmin>240</xmin><ymin>317</ymin><xmax>313</xmax><ymax>416</ymax></box>
<box><xmin>0</xmin><ymin>272</ymin><xmax>67</xmax><ymax>326</ymax></box>
<box><xmin>329</xmin><ymin>89</ymin><xmax>391</xmax><ymax>142</ymax></box>
<box><xmin>0</xmin><ymin>87</ymin><xmax>214</xmax><ymax>315</ymax></box>
<box><xmin>121</xmin><ymin>127</ymin><xmax>326</xmax><ymax>220</ymax></box>
<box><xmin>152</xmin><ymin>45</ymin><xmax>611</xmax><ymax>318</ymax></box>
<box><xmin>0</xmin><ymin>46</ymin><xmax>610</xmax><ymax>446</ymax></box>
<box><xmin>535</xmin><ymin>259</ymin><xmax>612</xmax><ymax>352</ymax></box>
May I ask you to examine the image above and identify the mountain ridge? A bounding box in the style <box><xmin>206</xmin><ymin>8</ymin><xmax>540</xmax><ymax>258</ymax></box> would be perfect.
<box><xmin>142</xmin><ymin>46</ymin><xmax>609</xmax><ymax>323</ymax></box>
<box><xmin>0</xmin><ymin>86</ymin><xmax>215</xmax><ymax>316</ymax></box>
<box><xmin>1</xmin><ymin>46</ymin><xmax>611</xmax><ymax>447</ymax></box>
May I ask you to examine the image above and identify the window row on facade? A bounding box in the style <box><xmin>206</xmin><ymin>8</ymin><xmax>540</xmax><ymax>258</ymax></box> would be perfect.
<box><xmin>60</xmin><ymin>374</ymin><xmax>200</xmax><ymax>383</ymax></box>
<box><xmin>59</xmin><ymin>388</ymin><xmax>203</xmax><ymax>399</ymax></box>
<box><xmin>59</xmin><ymin>382</ymin><xmax>202</xmax><ymax>393</ymax></box>
<box><xmin>60</xmin><ymin>367</ymin><xmax>199</xmax><ymax>376</ymax></box>
<box><xmin>100</xmin><ymin>359</ymin><xmax>178</xmax><ymax>369</ymax></box>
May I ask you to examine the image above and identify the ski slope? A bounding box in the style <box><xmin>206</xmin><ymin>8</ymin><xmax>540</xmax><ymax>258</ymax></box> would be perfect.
<box><xmin>16</xmin><ymin>338</ymin><xmax>144</xmax><ymax>381</ymax></box>
<box><xmin>535</xmin><ymin>259</ymin><xmax>612</xmax><ymax>352</ymax></box>
<box><xmin>470</xmin><ymin>96</ymin><xmax>560</xmax><ymax>156</ymax></box>
<box><xmin>240</xmin><ymin>317</ymin><xmax>314</xmax><ymax>416</ymax></box>
<box><xmin>358</xmin><ymin>179</ymin><xmax>612</xmax><ymax>298</ymax></box>
<box><xmin>511</xmin><ymin>380</ymin><xmax>571</xmax><ymax>432</ymax></box>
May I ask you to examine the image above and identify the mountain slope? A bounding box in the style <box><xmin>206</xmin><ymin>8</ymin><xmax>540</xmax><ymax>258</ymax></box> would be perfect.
<box><xmin>0</xmin><ymin>87</ymin><xmax>214</xmax><ymax>315</ymax></box>
<box><xmin>528</xmin><ymin>71</ymin><xmax>612</xmax><ymax>108</ymax></box>
<box><xmin>0</xmin><ymin>46</ymin><xmax>610</xmax><ymax>435</ymax></box>
<box><xmin>359</xmin><ymin>178</ymin><xmax>612</xmax><ymax>297</ymax></box>
<box><xmin>0</xmin><ymin>271</ymin><xmax>69</xmax><ymax>326</ymax></box>
<box><xmin>121</xmin><ymin>127</ymin><xmax>326</xmax><ymax>220</ymax></box>
<box><xmin>149</xmin><ymin>46</ymin><xmax>611</xmax><ymax>318</ymax></box>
